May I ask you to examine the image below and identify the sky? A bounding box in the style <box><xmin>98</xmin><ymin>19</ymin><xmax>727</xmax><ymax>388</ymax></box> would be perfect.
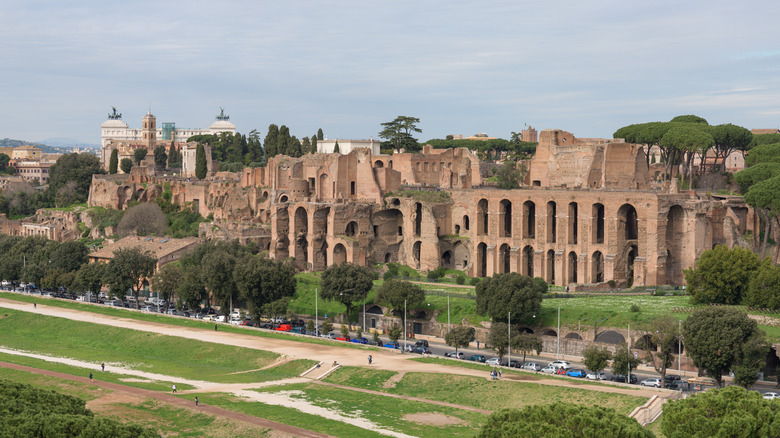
<box><xmin>1</xmin><ymin>0</ymin><xmax>779</xmax><ymax>145</ymax></box>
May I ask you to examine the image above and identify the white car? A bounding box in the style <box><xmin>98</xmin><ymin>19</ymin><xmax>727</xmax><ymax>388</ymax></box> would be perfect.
<box><xmin>548</xmin><ymin>360</ymin><xmax>571</xmax><ymax>370</ymax></box>
<box><xmin>522</xmin><ymin>362</ymin><xmax>541</xmax><ymax>371</ymax></box>
<box><xmin>641</xmin><ymin>378</ymin><xmax>662</xmax><ymax>388</ymax></box>
<box><xmin>486</xmin><ymin>358</ymin><xmax>501</xmax><ymax>366</ymax></box>
<box><xmin>541</xmin><ymin>365</ymin><xmax>560</xmax><ymax>374</ymax></box>
<box><xmin>586</xmin><ymin>371</ymin><xmax>607</xmax><ymax>380</ymax></box>
<box><xmin>764</xmin><ymin>392</ymin><xmax>780</xmax><ymax>400</ymax></box>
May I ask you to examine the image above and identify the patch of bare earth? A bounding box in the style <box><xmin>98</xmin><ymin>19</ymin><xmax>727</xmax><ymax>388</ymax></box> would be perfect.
<box><xmin>382</xmin><ymin>372</ymin><xmax>406</xmax><ymax>389</ymax></box>
<box><xmin>403</xmin><ymin>412</ymin><xmax>465</xmax><ymax>426</ymax></box>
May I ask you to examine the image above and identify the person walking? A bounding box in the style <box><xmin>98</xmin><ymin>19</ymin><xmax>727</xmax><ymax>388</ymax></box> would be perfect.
<box><xmin>89</xmin><ymin>372</ymin><xmax>93</xmax><ymax>382</ymax></box>
<box><xmin>368</xmin><ymin>355</ymin><xmax>372</xmax><ymax>365</ymax></box>
<box><xmin>195</xmin><ymin>397</ymin><xmax>199</xmax><ymax>407</ymax></box>
<box><xmin>498</xmin><ymin>369</ymin><xmax>502</xmax><ymax>379</ymax></box>
<box><xmin>33</xmin><ymin>302</ymin><xmax>36</xmax><ymax>309</ymax></box>
<box><xmin>214</xmin><ymin>324</ymin><xmax>218</xmax><ymax>331</ymax></box>
<box><xmin>172</xmin><ymin>384</ymin><xmax>177</xmax><ymax>393</ymax></box>
<box><xmin>101</xmin><ymin>362</ymin><xmax>105</xmax><ymax>372</ymax></box>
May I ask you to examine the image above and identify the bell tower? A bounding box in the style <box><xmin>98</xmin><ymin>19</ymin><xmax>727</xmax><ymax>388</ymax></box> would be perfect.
<box><xmin>142</xmin><ymin>110</ymin><xmax>157</xmax><ymax>151</ymax></box>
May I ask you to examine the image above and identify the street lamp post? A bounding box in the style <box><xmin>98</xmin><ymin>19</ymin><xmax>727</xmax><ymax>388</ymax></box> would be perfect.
<box><xmin>363</xmin><ymin>296</ymin><xmax>366</xmax><ymax>334</ymax></box>
<box><xmin>447</xmin><ymin>295</ymin><xmax>450</xmax><ymax>334</ymax></box>
<box><xmin>315</xmin><ymin>288</ymin><xmax>318</xmax><ymax>336</ymax></box>
<box><xmin>556</xmin><ymin>306</ymin><xmax>561</xmax><ymax>360</ymax></box>
<box><xmin>404</xmin><ymin>299</ymin><xmax>407</xmax><ymax>352</ymax></box>
<box><xmin>508</xmin><ymin>311</ymin><xmax>511</xmax><ymax>367</ymax></box>
<box><xmin>678</xmin><ymin>319</ymin><xmax>682</xmax><ymax>376</ymax></box>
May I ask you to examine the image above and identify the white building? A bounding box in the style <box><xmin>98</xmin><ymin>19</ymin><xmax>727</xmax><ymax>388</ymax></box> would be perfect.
<box><xmin>100</xmin><ymin>108</ymin><xmax>236</xmax><ymax>147</ymax></box>
<box><xmin>317</xmin><ymin>138</ymin><xmax>381</xmax><ymax>155</ymax></box>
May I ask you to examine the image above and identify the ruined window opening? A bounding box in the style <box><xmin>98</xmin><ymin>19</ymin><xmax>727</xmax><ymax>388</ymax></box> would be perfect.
<box><xmin>624</xmin><ymin>206</ymin><xmax>638</xmax><ymax>240</ymax></box>
<box><xmin>414</xmin><ymin>203</ymin><xmax>422</xmax><ymax>236</ymax></box>
<box><xmin>350</xmin><ymin>181</ymin><xmax>356</xmax><ymax>196</ymax></box>
<box><xmin>477</xmin><ymin>243</ymin><xmax>487</xmax><ymax>277</ymax></box>
<box><xmin>593</xmin><ymin>203</ymin><xmax>604</xmax><ymax>244</ymax></box>
<box><xmin>500</xmin><ymin>244</ymin><xmax>511</xmax><ymax>273</ymax></box>
<box><xmin>500</xmin><ymin>199</ymin><xmax>512</xmax><ymax>237</ymax></box>
<box><xmin>547</xmin><ymin>201</ymin><xmax>557</xmax><ymax>243</ymax></box>
<box><xmin>533</xmin><ymin>180</ymin><xmax>541</xmax><ymax>186</ymax></box>
<box><xmin>523</xmin><ymin>246</ymin><xmax>534</xmax><ymax>277</ymax></box>
<box><xmin>424</xmin><ymin>162</ymin><xmax>429</xmax><ymax>172</ymax></box>
<box><xmin>279</xmin><ymin>195</ymin><xmax>288</xmax><ymax>203</ymax></box>
<box><xmin>568</xmin><ymin>202</ymin><xmax>578</xmax><ymax>244</ymax></box>
<box><xmin>592</xmin><ymin>251</ymin><xmax>604</xmax><ymax>283</ymax></box>
<box><xmin>373</xmin><ymin>225</ymin><xmax>378</xmax><ymax>236</ymax></box>
<box><xmin>308</xmin><ymin>177</ymin><xmax>315</xmax><ymax>192</ymax></box>
<box><xmin>477</xmin><ymin>199</ymin><xmax>488</xmax><ymax>236</ymax></box>
<box><xmin>436</xmin><ymin>226</ymin><xmax>440</xmax><ymax>236</ymax></box>
<box><xmin>523</xmin><ymin>201</ymin><xmax>535</xmax><ymax>239</ymax></box>
<box><xmin>388</xmin><ymin>160</ymin><xmax>393</xmax><ymax>169</ymax></box>
<box><xmin>442</xmin><ymin>250</ymin><xmax>452</xmax><ymax>266</ymax></box>
<box><xmin>370</xmin><ymin>318</ymin><xmax>377</xmax><ymax>328</ymax></box>
<box><xmin>463</xmin><ymin>215</ymin><xmax>470</xmax><ymax>231</ymax></box>
<box><xmin>568</xmin><ymin>251</ymin><xmax>577</xmax><ymax>284</ymax></box>
<box><xmin>374</xmin><ymin>160</ymin><xmax>384</xmax><ymax>168</ymax></box>
<box><xmin>546</xmin><ymin>250</ymin><xmax>555</xmax><ymax>284</ymax></box>
<box><xmin>413</xmin><ymin>241</ymin><xmax>422</xmax><ymax>264</ymax></box>
<box><xmin>345</xmin><ymin>221</ymin><xmax>357</xmax><ymax>237</ymax></box>
<box><xmin>398</xmin><ymin>226</ymin><xmax>403</xmax><ymax>236</ymax></box>
<box><xmin>455</xmin><ymin>224</ymin><xmax>460</xmax><ymax>235</ymax></box>
<box><xmin>384</xmin><ymin>253</ymin><xmax>391</xmax><ymax>263</ymax></box>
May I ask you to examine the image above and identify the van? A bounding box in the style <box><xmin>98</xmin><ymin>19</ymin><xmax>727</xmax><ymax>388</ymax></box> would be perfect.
<box><xmin>275</xmin><ymin>324</ymin><xmax>292</xmax><ymax>332</ymax></box>
<box><xmin>415</xmin><ymin>340</ymin><xmax>429</xmax><ymax>349</ymax></box>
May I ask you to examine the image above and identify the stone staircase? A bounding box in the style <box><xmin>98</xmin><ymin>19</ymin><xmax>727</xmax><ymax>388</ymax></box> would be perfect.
<box><xmin>629</xmin><ymin>395</ymin><xmax>666</xmax><ymax>426</ymax></box>
<box><xmin>300</xmin><ymin>361</ymin><xmax>341</xmax><ymax>380</ymax></box>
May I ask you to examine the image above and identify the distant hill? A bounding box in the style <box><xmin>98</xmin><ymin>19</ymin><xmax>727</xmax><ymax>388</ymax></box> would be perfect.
<box><xmin>0</xmin><ymin>137</ymin><xmax>98</xmax><ymax>154</ymax></box>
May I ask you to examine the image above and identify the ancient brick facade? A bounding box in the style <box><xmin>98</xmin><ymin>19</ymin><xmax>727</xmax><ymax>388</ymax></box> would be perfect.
<box><xmin>86</xmin><ymin>130</ymin><xmax>754</xmax><ymax>287</ymax></box>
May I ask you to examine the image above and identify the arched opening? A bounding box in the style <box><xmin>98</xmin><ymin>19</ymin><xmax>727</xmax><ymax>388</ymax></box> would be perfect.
<box><xmin>413</xmin><ymin>241</ymin><xmax>422</xmax><ymax>268</ymax></box>
<box><xmin>477</xmin><ymin>199</ymin><xmax>488</xmax><ymax>236</ymax></box>
<box><xmin>279</xmin><ymin>194</ymin><xmax>289</xmax><ymax>203</ymax></box>
<box><xmin>546</xmin><ymin>249</ymin><xmax>555</xmax><ymax>284</ymax></box>
<box><xmin>374</xmin><ymin>209</ymin><xmax>403</xmax><ymax>241</ymax></box>
<box><xmin>665</xmin><ymin>205</ymin><xmax>684</xmax><ymax>285</ymax></box>
<box><xmin>391</xmin><ymin>198</ymin><xmax>400</xmax><ymax>207</ymax></box>
<box><xmin>541</xmin><ymin>329</ymin><xmax>557</xmax><ymax>337</ymax></box>
<box><xmin>522</xmin><ymin>245</ymin><xmax>534</xmax><ymax>277</ymax></box>
<box><xmin>519</xmin><ymin>327</ymin><xmax>534</xmax><ymax>334</ymax></box>
<box><xmin>294</xmin><ymin>207</ymin><xmax>309</xmax><ymax>270</ymax></box>
<box><xmin>626</xmin><ymin>244</ymin><xmax>638</xmax><ymax>287</ymax></box>
<box><xmin>455</xmin><ymin>224</ymin><xmax>460</xmax><ymax>235</ymax></box>
<box><xmin>414</xmin><ymin>202</ymin><xmax>423</xmax><ymax>236</ymax></box>
<box><xmin>499</xmin><ymin>244</ymin><xmax>511</xmax><ymax>274</ymax></box>
<box><xmin>568</xmin><ymin>202</ymin><xmax>578</xmax><ymax>244</ymax></box>
<box><xmin>634</xmin><ymin>334</ymin><xmax>657</xmax><ymax>351</ymax></box>
<box><xmin>452</xmin><ymin>242</ymin><xmax>469</xmax><ymax>270</ymax></box>
<box><xmin>618</xmin><ymin>204</ymin><xmax>639</xmax><ymax>241</ymax></box>
<box><xmin>592</xmin><ymin>203</ymin><xmax>604</xmax><ymax>244</ymax></box>
<box><xmin>374</xmin><ymin>160</ymin><xmax>384</xmax><ymax>168</ymax></box>
<box><xmin>388</xmin><ymin>160</ymin><xmax>393</xmax><ymax>169</ymax></box>
<box><xmin>477</xmin><ymin>242</ymin><xmax>487</xmax><ymax>277</ymax></box>
<box><xmin>319</xmin><ymin>173</ymin><xmax>331</xmax><ymax>199</ymax></box>
<box><xmin>442</xmin><ymin>250</ymin><xmax>453</xmax><ymax>268</ymax></box>
<box><xmin>568</xmin><ymin>251</ymin><xmax>578</xmax><ymax>284</ymax></box>
<box><xmin>594</xmin><ymin>330</ymin><xmax>626</xmax><ymax>345</ymax></box>
<box><xmin>500</xmin><ymin>199</ymin><xmax>512</xmax><ymax>237</ymax></box>
<box><xmin>523</xmin><ymin>201</ymin><xmax>536</xmax><ymax>238</ymax></box>
<box><xmin>564</xmin><ymin>333</ymin><xmax>582</xmax><ymax>340</ymax></box>
<box><xmin>592</xmin><ymin>251</ymin><xmax>604</xmax><ymax>283</ymax></box>
<box><xmin>345</xmin><ymin>221</ymin><xmax>358</xmax><ymax>237</ymax></box>
<box><xmin>546</xmin><ymin>201</ymin><xmax>557</xmax><ymax>243</ymax></box>
<box><xmin>333</xmin><ymin>243</ymin><xmax>347</xmax><ymax>265</ymax></box>
<box><xmin>384</xmin><ymin>253</ymin><xmax>391</xmax><ymax>263</ymax></box>
<box><xmin>320</xmin><ymin>242</ymin><xmax>328</xmax><ymax>268</ymax></box>
<box><xmin>463</xmin><ymin>215</ymin><xmax>470</xmax><ymax>231</ymax></box>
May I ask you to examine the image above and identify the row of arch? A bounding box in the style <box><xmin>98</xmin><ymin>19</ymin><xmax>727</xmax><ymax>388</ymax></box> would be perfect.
<box><xmin>524</xmin><ymin>328</ymin><xmax>686</xmax><ymax>352</ymax></box>
<box><xmin>474</xmin><ymin>243</ymin><xmax>607</xmax><ymax>284</ymax></box>
<box><xmin>475</xmin><ymin>200</ymin><xmax>638</xmax><ymax>245</ymax></box>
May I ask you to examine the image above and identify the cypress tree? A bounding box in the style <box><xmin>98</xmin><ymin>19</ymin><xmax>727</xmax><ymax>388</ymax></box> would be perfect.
<box><xmin>168</xmin><ymin>142</ymin><xmax>177</xmax><ymax>167</ymax></box>
<box><xmin>264</xmin><ymin>124</ymin><xmax>279</xmax><ymax>158</ymax></box>
<box><xmin>317</xmin><ymin>128</ymin><xmax>324</xmax><ymax>140</ymax></box>
<box><xmin>334</xmin><ymin>140</ymin><xmax>340</xmax><ymax>154</ymax></box>
<box><xmin>108</xmin><ymin>148</ymin><xmax>118</xmax><ymax>174</ymax></box>
<box><xmin>195</xmin><ymin>144</ymin><xmax>207</xmax><ymax>179</ymax></box>
<box><xmin>311</xmin><ymin>135</ymin><xmax>318</xmax><ymax>154</ymax></box>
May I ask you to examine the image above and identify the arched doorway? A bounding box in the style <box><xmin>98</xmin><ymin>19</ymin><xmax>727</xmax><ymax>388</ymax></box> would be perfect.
<box><xmin>594</xmin><ymin>330</ymin><xmax>626</xmax><ymax>345</ymax></box>
<box><xmin>665</xmin><ymin>205</ymin><xmax>684</xmax><ymax>285</ymax></box>
<box><xmin>293</xmin><ymin>207</ymin><xmax>308</xmax><ymax>270</ymax></box>
<box><xmin>523</xmin><ymin>201</ymin><xmax>536</xmax><ymax>238</ymax></box>
<box><xmin>477</xmin><ymin>199</ymin><xmax>488</xmax><ymax>236</ymax></box>
<box><xmin>500</xmin><ymin>199</ymin><xmax>512</xmax><ymax>237</ymax></box>
<box><xmin>499</xmin><ymin>244</ymin><xmax>511</xmax><ymax>274</ymax></box>
<box><xmin>546</xmin><ymin>249</ymin><xmax>555</xmax><ymax>284</ymax></box>
<box><xmin>333</xmin><ymin>243</ymin><xmax>347</xmax><ymax>265</ymax></box>
<box><xmin>568</xmin><ymin>251</ymin><xmax>578</xmax><ymax>284</ymax></box>
<box><xmin>522</xmin><ymin>245</ymin><xmax>534</xmax><ymax>277</ymax></box>
<box><xmin>547</xmin><ymin>202</ymin><xmax>557</xmax><ymax>243</ymax></box>
<box><xmin>568</xmin><ymin>202</ymin><xmax>578</xmax><ymax>244</ymax></box>
<box><xmin>592</xmin><ymin>251</ymin><xmax>604</xmax><ymax>283</ymax></box>
<box><xmin>592</xmin><ymin>203</ymin><xmax>604</xmax><ymax>244</ymax></box>
<box><xmin>477</xmin><ymin>242</ymin><xmax>488</xmax><ymax>277</ymax></box>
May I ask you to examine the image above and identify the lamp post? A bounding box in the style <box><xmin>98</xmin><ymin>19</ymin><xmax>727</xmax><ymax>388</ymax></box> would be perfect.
<box><xmin>678</xmin><ymin>319</ymin><xmax>682</xmax><ymax>376</ymax></box>
<box><xmin>556</xmin><ymin>306</ymin><xmax>561</xmax><ymax>360</ymax></box>
<box><xmin>627</xmin><ymin>324</ymin><xmax>631</xmax><ymax>381</ymax></box>
<box><xmin>447</xmin><ymin>295</ymin><xmax>450</xmax><ymax>334</ymax></box>
<box><xmin>507</xmin><ymin>311</ymin><xmax>511</xmax><ymax>367</ymax></box>
<box><xmin>363</xmin><ymin>296</ymin><xmax>366</xmax><ymax>334</ymax></box>
<box><xmin>315</xmin><ymin>288</ymin><xmax>318</xmax><ymax>336</ymax></box>
<box><xmin>404</xmin><ymin>299</ymin><xmax>407</xmax><ymax>352</ymax></box>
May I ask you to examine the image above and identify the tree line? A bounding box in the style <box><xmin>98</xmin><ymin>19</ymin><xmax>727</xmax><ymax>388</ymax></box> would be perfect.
<box><xmin>0</xmin><ymin>379</ymin><xmax>159</xmax><ymax>437</ymax></box>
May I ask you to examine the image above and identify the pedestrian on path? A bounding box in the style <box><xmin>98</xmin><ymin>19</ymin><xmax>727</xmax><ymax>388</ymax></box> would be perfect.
<box><xmin>195</xmin><ymin>397</ymin><xmax>199</xmax><ymax>407</ymax></box>
<box><xmin>33</xmin><ymin>302</ymin><xmax>36</xmax><ymax>309</ymax></box>
<box><xmin>476</xmin><ymin>340</ymin><xmax>479</xmax><ymax>350</ymax></box>
<box><xmin>368</xmin><ymin>355</ymin><xmax>372</xmax><ymax>365</ymax></box>
<box><xmin>214</xmin><ymin>324</ymin><xmax>217</xmax><ymax>331</ymax></box>
<box><xmin>498</xmin><ymin>369</ymin><xmax>502</xmax><ymax>379</ymax></box>
<box><xmin>172</xmin><ymin>384</ymin><xmax>177</xmax><ymax>393</ymax></box>
<box><xmin>89</xmin><ymin>372</ymin><xmax>93</xmax><ymax>382</ymax></box>
<box><xmin>101</xmin><ymin>362</ymin><xmax>105</xmax><ymax>372</ymax></box>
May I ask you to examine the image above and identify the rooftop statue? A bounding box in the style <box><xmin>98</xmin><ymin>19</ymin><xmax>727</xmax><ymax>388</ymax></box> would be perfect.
<box><xmin>108</xmin><ymin>107</ymin><xmax>122</xmax><ymax>120</ymax></box>
<box><xmin>216</xmin><ymin>107</ymin><xmax>230</xmax><ymax>121</ymax></box>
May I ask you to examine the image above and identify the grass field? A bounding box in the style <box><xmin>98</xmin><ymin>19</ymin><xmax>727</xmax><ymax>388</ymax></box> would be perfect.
<box><xmin>324</xmin><ymin>367</ymin><xmax>648</xmax><ymax>416</ymax></box>
<box><xmin>250</xmin><ymin>382</ymin><xmax>487</xmax><ymax>437</ymax></box>
<box><xmin>0</xmin><ymin>309</ymin><xmax>315</xmax><ymax>383</ymax></box>
<box><xmin>537</xmin><ymin>295</ymin><xmax>694</xmax><ymax>330</ymax></box>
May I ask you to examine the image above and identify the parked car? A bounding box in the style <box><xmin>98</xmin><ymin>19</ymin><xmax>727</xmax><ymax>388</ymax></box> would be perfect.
<box><xmin>566</xmin><ymin>369</ymin><xmax>588</xmax><ymax>378</ymax></box>
<box><xmin>665</xmin><ymin>379</ymin><xmax>684</xmax><ymax>390</ymax></box>
<box><xmin>586</xmin><ymin>371</ymin><xmax>607</xmax><ymax>380</ymax></box>
<box><xmin>414</xmin><ymin>340</ymin><xmax>429</xmax><ymax>349</ymax></box>
<box><xmin>411</xmin><ymin>347</ymin><xmax>432</xmax><ymax>354</ymax></box>
<box><xmin>241</xmin><ymin>320</ymin><xmax>258</xmax><ymax>327</ymax></box>
<box><xmin>320</xmin><ymin>332</ymin><xmax>337</xmax><ymax>339</ymax></box>
<box><xmin>522</xmin><ymin>362</ymin><xmax>541</xmax><ymax>371</ymax></box>
<box><xmin>612</xmin><ymin>374</ymin><xmax>638</xmax><ymax>384</ymax></box>
<box><xmin>468</xmin><ymin>355</ymin><xmax>487</xmax><ymax>363</ymax></box>
<box><xmin>444</xmin><ymin>352</ymin><xmax>465</xmax><ymax>359</ymax></box>
<box><xmin>764</xmin><ymin>392</ymin><xmax>780</xmax><ymax>400</ymax></box>
<box><xmin>548</xmin><ymin>360</ymin><xmax>571</xmax><ymax>370</ymax></box>
<box><xmin>486</xmin><ymin>358</ymin><xmax>501</xmax><ymax>366</ymax></box>
<box><xmin>384</xmin><ymin>342</ymin><xmax>400</xmax><ymax>349</ymax></box>
<box><xmin>335</xmin><ymin>336</ymin><xmax>350</xmax><ymax>341</ymax></box>
<box><xmin>275</xmin><ymin>324</ymin><xmax>292</xmax><ymax>332</ymax></box>
<box><xmin>290</xmin><ymin>326</ymin><xmax>306</xmax><ymax>334</ymax></box>
<box><xmin>350</xmin><ymin>337</ymin><xmax>368</xmax><ymax>344</ymax></box>
<box><xmin>664</xmin><ymin>374</ymin><xmax>682</xmax><ymax>383</ymax></box>
<box><xmin>640</xmin><ymin>378</ymin><xmax>663</xmax><ymax>388</ymax></box>
<box><xmin>541</xmin><ymin>365</ymin><xmax>559</xmax><ymax>374</ymax></box>
<box><xmin>502</xmin><ymin>360</ymin><xmax>521</xmax><ymax>368</ymax></box>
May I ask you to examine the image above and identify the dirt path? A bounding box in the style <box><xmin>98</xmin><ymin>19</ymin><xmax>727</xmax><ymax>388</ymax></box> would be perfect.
<box><xmin>0</xmin><ymin>361</ymin><xmax>331</xmax><ymax>438</ymax></box>
<box><xmin>0</xmin><ymin>298</ymin><xmax>665</xmax><ymax>399</ymax></box>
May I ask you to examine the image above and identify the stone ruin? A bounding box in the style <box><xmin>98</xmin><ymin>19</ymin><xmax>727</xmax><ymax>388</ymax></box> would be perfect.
<box><xmin>85</xmin><ymin>129</ymin><xmax>756</xmax><ymax>288</ymax></box>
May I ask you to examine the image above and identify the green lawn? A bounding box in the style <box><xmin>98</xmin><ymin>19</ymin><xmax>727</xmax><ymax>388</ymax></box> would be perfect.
<box><xmin>250</xmin><ymin>382</ymin><xmax>486</xmax><ymax>437</ymax></box>
<box><xmin>0</xmin><ymin>309</ymin><xmax>313</xmax><ymax>383</ymax></box>
<box><xmin>325</xmin><ymin>366</ymin><xmax>647</xmax><ymax>416</ymax></box>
